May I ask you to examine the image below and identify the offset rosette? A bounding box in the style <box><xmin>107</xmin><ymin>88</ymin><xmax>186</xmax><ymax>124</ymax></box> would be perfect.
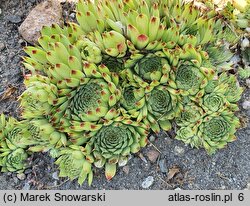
<box><xmin>176</xmin><ymin>111</ymin><xmax>240</xmax><ymax>154</ymax></box>
<box><xmin>75</xmin><ymin>38</ymin><xmax>102</xmax><ymax>63</ymax></box>
<box><xmin>0</xmin><ymin>115</ymin><xmax>30</xmax><ymax>173</ymax></box>
<box><xmin>0</xmin><ymin>148</ymin><xmax>28</xmax><ymax>173</ymax></box>
<box><xmin>55</xmin><ymin>145</ymin><xmax>94</xmax><ymax>185</ymax></box>
<box><xmin>23</xmin><ymin>23</ymin><xmax>85</xmax><ymax>75</ymax></box>
<box><xmin>218</xmin><ymin>73</ymin><xmax>244</xmax><ymax>103</ymax></box>
<box><xmin>121</xmin><ymin>74</ymin><xmax>181</xmax><ymax>133</ymax></box>
<box><xmin>200</xmin><ymin>112</ymin><xmax>240</xmax><ymax>154</ymax></box>
<box><xmin>90</xmin><ymin>119</ymin><xmax>148</xmax><ymax>180</ymax></box>
<box><xmin>176</xmin><ymin>126</ymin><xmax>201</xmax><ymax>148</ymax></box>
<box><xmin>0</xmin><ymin>114</ymin><xmax>31</xmax><ymax>149</ymax></box>
<box><xmin>120</xmin><ymin>85</ymin><xmax>146</xmax><ymax>120</ymax></box>
<box><xmin>145</xmin><ymin>85</ymin><xmax>182</xmax><ymax>133</ymax></box>
<box><xmin>201</xmin><ymin>86</ymin><xmax>231</xmax><ymax>114</ymax></box>
<box><xmin>94</xmin><ymin>30</ymin><xmax>127</xmax><ymax>57</ymax></box>
<box><xmin>20</xmin><ymin>75</ymin><xmax>53</xmax><ymax>119</ymax></box>
<box><xmin>76</xmin><ymin>0</ymin><xmax>124</xmax><ymax>35</ymax></box>
<box><xmin>204</xmin><ymin>73</ymin><xmax>243</xmax><ymax>111</ymax></box>
<box><xmin>170</xmin><ymin>61</ymin><xmax>215</xmax><ymax>97</ymax></box>
<box><xmin>176</xmin><ymin>103</ymin><xmax>205</xmax><ymax>127</ymax></box>
<box><xmin>124</xmin><ymin>52</ymin><xmax>170</xmax><ymax>84</ymax></box>
<box><xmin>25</xmin><ymin>119</ymin><xmax>68</xmax><ymax>152</ymax></box>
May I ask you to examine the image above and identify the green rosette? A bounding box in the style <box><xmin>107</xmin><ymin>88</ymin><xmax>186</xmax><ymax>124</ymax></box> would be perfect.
<box><xmin>144</xmin><ymin>85</ymin><xmax>182</xmax><ymax>133</ymax></box>
<box><xmin>90</xmin><ymin>119</ymin><xmax>148</xmax><ymax>180</ymax></box>
<box><xmin>199</xmin><ymin>112</ymin><xmax>240</xmax><ymax>154</ymax></box>
<box><xmin>176</xmin><ymin>103</ymin><xmax>204</xmax><ymax>127</ymax></box>
<box><xmin>218</xmin><ymin>73</ymin><xmax>244</xmax><ymax>103</ymax></box>
<box><xmin>200</xmin><ymin>83</ymin><xmax>234</xmax><ymax>114</ymax></box>
<box><xmin>55</xmin><ymin>145</ymin><xmax>94</xmax><ymax>185</ymax></box>
<box><xmin>124</xmin><ymin>53</ymin><xmax>171</xmax><ymax>84</ymax></box>
<box><xmin>0</xmin><ymin>148</ymin><xmax>28</xmax><ymax>173</ymax></box>
<box><xmin>120</xmin><ymin>84</ymin><xmax>147</xmax><ymax>121</ymax></box>
<box><xmin>170</xmin><ymin>61</ymin><xmax>215</xmax><ymax>97</ymax></box>
<box><xmin>176</xmin><ymin>111</ymin><xmax>240</xmax><ymax>154</ymax></box>
<box><xmin>25</xmin><ymin>119</ymin><xmax>68</xmax><ymax>153</ymax></box>
<box><xmin>176</xmin><ymin>126</ymin><xmax>201</xmax><ymax>148</ymax></box>
<box><xmin>0</xmin><ymin>114</ymin><xmax>30</xmax><ymax>173</ymax></box>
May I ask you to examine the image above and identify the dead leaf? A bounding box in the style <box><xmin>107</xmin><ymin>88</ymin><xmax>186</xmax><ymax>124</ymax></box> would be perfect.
<box><xmin>0</xmin><ymin>85</ymin><xmax>17</xmax><ymax>101</ymax></box>
<box><xmin>167</xmin><ymin>166</ymin><xmax>180</xmax><ymax>181</ymax></box>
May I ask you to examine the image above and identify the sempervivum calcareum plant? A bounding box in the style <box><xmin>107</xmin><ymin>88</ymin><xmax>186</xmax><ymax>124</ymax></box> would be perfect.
<box><xmin>0</xmin><ymin>0</ymin><xmax>247</xmax><ymax>185</ymax></box>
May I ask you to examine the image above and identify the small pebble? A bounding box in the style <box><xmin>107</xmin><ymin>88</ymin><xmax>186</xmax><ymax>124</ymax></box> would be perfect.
<box><xmin>246</xmin><ymin>79</ymin><xmax>250</xmax><ymax>88</ymax></box>
<box><xmin>174</xmin><ymin>187</ymin><xmax>182</xmax><ymax>190</ymax></box>
<box><xmin>6</xmin><ymin>15</ymin><xmax>22</xmax><ymax>23</ymax></box>
<box><xmin>13</xmin><ymin>177</ymin><xmax>19</xmax><ymax>184</ymax></box>
<box><xmin>174</xmin><ymin>145</ymin><xmax>185</xmax><ymax>155</ymax></box>
<box><xmin>159</xmin><ymin>159</ymin><xmax>168</xmax><ymax>173</ymax></box>
<box><xmin>122</xmin><ymin>165</ymin><xmax>130</xmax><ymax>175</ymax></box>
<box><xmin>149</xmin><ymin>135</ymin><xmax>156</xmax><ymax>142</ymax></box>
<box><xmin>18</xmin><ymin>39</ymin><xmax>24</xmax><ymax>45</ymax></box>
<box><xmin>52</xmin><ymin>171</ymin><xmax>59</xmax><ymax>180</ymax></box>
<box><xmin>0</xmin><ymin>8</ymin><xmax>2</xmax><ymax>15</ymax></box>
<box><xmin>17</xmin><ymin>173</ymin><xmax>26</xmax><ymax>180</ymax></box>
<box><xmin>242</xmin><ymin>101</ymin><xmax>250</xmax><ymax>110</ymax></box>
<box><xmin>69</xmin><ymin>13</ymin><xmax>76</xmax><ymax>19</ymax></box>
<box><xmin>141</xmin><ymin>176</ymin><xmax>154</xmax><ymax>189</ymax></box>
<box><xmin>0</xmin><ymin>42</ymin><xmax>5</xmax><ymax>51</ymax></box>
<box><xmin>24</xmin><ymin>169</ymin><xmax>32</xmax><ymax>174</ymax></box>
<box><xmin>244</xmin><ymin>183</ymin><xmax>250</xmax><ymax>190</ymax></box>
<box><xmin>146</xmin><ymin>150</ymin><xmax>160</xmax><ymax>163</ymax></box>
<box><xmin>23</xmin><ymin>182</ymin><xmax>30</xmax><ymax>190</ymax></box>
<box><xmin>241</xmin><ymin>38</ymin><xmax>250</xmax><ymax>49</ymax></box>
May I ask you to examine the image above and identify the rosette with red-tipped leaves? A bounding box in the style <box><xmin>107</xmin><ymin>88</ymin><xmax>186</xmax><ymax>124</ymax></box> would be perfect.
<box><xmin>88</xmin><ymin>118</ymin><xmax>148</xmax><ymax>180</ymax></box>
<box><xmin>55</xmin><ymin>145</ymin><xmax>94</xmax><ymax>185</ymax></box>
<box><xmin>169</xmin><ymin>61</ymin><xmax>215</xmax><ymax>99</ymax></box>
<box><xmin>176</xmin><ymin>111</ymin><xmax>241</xmax><ymax>154</ymax></box>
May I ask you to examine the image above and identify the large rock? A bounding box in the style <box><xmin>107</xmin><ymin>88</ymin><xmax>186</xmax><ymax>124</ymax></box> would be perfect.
<box><xmin>19</xmin><ymin>1</ymin><xmax>63</xmax><ymax>44</ymax></box>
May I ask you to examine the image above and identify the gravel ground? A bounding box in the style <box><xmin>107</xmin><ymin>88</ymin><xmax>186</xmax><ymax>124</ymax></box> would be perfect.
<box><xmin>0</xmin><ymin>0</ymin><xmax>249</xmax><ymax>190</ymax></box>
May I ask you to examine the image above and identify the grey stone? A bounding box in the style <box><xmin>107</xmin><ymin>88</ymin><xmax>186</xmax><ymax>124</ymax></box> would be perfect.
<box><xmin>174</xmin><ymin>146</ymin><xmax>185</xmax><ymax>155</ymax></box>
<box><xmin>19</xmin><ymin>1</ymin><xmax>63</xmax><ymax>44</ymax></box>
<box><xmin>17</xmin><ymin>173</ymin><xmax>26</xmax><ymax>180</ymax></box>
<box><xmin>246</xmin><ymin>79</ymin><xmax>250</xmax><ymax>88</ymax></box>
<box><xmin>52</xmin><ymin>172</ymin><xmax>59</xmax><ymax>180</ymax></box>
<box><xmin>122</xmin><ymin>165</ymin><xmax>129</xmax><ymax>175</ymax></box>
<box><xmin>242</xmin><ymin>101</ymin><xmax>250</xmax><ymax>110</ymax></box>
<box><xmin>149</xmin><ymin>135</ymin><xmax>156</xmax><ymax>142</ymax></box>
<box><xmin>174</xmin><ymin>187</ymin><xmax>182</xmax><ymax>190</ymax></box>
<box><xmin>13</xmin><ymin>177</ymin><xmax>19</xmax><ymax>184</ymax></box>
<box><xmin>0</xmin><ymin>42</ymin><xmax>5</xmax><ymax>51</ymax></box>
<box><xmin>159</xmin><ymin>159</ymin><xmax>168</xmax><ymax>173</ymax></box>
<box><xmin>141</xmin><ymin>176</ymin><xmax>154</xmax><ymax>189</ymax></box>
<box><xmin>24</xmin><ymin>169</ymin><xmax>32</xmax><ymax>174</ymax></box>
<box><xmin>244</xmin><ymin>183</ymin><xmax>250</xmax><ymax>190</ymax></box>
<box><xmin>23</xmin><ymin>182</ymin><xmax>30</xmax><ymax>190</ymax></box>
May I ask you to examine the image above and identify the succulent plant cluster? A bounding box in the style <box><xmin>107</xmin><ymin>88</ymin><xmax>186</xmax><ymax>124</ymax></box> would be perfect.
<box><xmin>0</xmin><ymin>0</ymin><xmax>247</xmax><ymax>185</ymax></box>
